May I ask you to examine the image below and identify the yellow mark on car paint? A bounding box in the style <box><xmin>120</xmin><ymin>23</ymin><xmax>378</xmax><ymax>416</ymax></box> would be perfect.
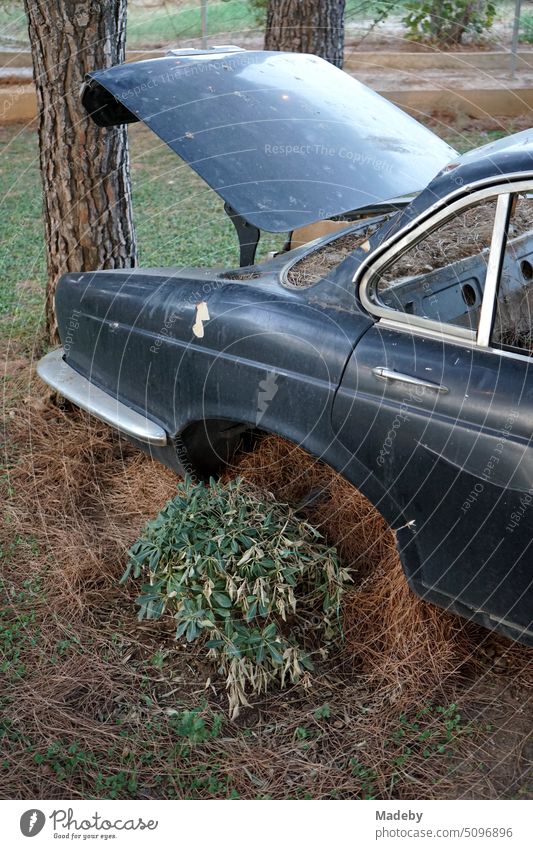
<box><xmin>192</xmin><ymin>301</ymin><xmax>210</xmax><ymax>338</ymax></box>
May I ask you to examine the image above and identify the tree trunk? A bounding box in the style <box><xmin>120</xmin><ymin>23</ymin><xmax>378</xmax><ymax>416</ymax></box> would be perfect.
<box><xmin>24</xmin><ymin>0</ymin><xmax>136</xmax><ymax>344</ymax></box>
<box><xmin>264</xmin><ymin>0</ymin><xmax>346</xmax><ymax>68</ymax></box>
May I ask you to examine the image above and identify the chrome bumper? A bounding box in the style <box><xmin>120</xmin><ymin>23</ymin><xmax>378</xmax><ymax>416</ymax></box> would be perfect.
<box><xmin>36</xmin><ymin>348</ymin><xmax>167</xmax><ymax>447</ymax></box>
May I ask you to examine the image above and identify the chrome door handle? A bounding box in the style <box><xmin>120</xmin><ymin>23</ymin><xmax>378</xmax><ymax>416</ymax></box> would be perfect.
<box><xmin>372</xmin><ymin>366</ymin><xmax>448</xmax><ymax>393</ymax></box>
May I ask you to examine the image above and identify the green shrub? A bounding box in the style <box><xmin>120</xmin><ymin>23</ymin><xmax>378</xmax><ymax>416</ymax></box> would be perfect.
<box><xmin>402</xmin><ymin>0</ymin><xmax>495</xmax><ymax>45</ymax></box>
<box><xmin>122</xmin><ymin>477</ymin><xmax>349</xmax><ymax>717</ymax></box>
<box><xmin>520</xmin><ymin>12</ymin><xmax>533</xmax><ymax>44</ymax></box>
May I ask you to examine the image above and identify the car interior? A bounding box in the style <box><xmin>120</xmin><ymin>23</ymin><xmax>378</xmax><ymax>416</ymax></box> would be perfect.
<box><xmin>373</xmin><ymin>195</ymin><xmax>533</xmax><ymax>353</ymax></box>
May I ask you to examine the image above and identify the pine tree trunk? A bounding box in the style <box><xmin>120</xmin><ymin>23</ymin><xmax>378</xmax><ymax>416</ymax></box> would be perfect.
<box><xmin>23</xmin><ymin>0</ymin><xmax>136</xmax><ymax>344</ymax></box>
<box><xmin>264</xmin><ymin>0</ymin><xmax>346</xmax><ymax>68</ymax></box>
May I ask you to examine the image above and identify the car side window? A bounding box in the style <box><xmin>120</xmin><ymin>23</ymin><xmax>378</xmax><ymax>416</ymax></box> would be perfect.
<box><xmin>373</xmin><ymin>198</ymin><xmax>498</xmax><ymax>332</ymax></box>
<box><xmin>492</xmin><ymin>194</ymin><xmax>533</xmax><ymax>354</ymax></box>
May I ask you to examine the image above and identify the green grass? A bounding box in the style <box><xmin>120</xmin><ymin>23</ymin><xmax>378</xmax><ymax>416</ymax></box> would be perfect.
<box><xmin>127</xmin><ymin>1</ymin><xmax>259</xmax><ymax>47</ymax></box>
<box><xmin>0</xmin><ymin>1</ymin><xmax>260</xmax><ymax>49</ymax></box>
<box><xmin>0</xmin><ymin>127</ymin><xmax>46</xmax><ymax>344</ymax></box>
<box><xmin>0</xmin><ymin>1</ymin><xmax>412</xmax><ymax>49</ymax></box>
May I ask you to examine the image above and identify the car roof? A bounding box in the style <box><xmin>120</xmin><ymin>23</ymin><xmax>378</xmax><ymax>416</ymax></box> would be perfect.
<box><xmin>396</xmin><ymin>129</ymin><xmax>533</xmax><ymax>223</ymax></box>
<box><xmin>82</xmin><ymin>47</ymin><xmax>456</xmax><ymax>234</ymax></box>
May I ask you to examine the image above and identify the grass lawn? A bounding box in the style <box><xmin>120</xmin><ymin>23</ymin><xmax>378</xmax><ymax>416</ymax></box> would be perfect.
<box><xmin>1</xmin><ymin>115</ymin><xmax>532</xmax><ymax>800</ymax></box>
<box><xmin>0</xmin><ymin>2</ymin><xmax>412</xmax><ymax>49</ymax></box>
<box><xmin>1</xmin><ymin>2</ymin><xmax>258</xmax><ymax>48</ymax></box>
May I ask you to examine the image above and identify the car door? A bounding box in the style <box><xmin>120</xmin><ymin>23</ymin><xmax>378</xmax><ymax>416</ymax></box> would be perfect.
<box><xmin>332</xmin><ymin>186</ymin><xmax>533</xmax><ymax>646</ymax></box>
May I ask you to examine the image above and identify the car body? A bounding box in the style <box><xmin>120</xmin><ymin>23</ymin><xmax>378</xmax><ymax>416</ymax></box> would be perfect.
<box><xmin>38</xmin><ymin>48</ymin><xmax>533</xmax><ymax>647</ymax></box>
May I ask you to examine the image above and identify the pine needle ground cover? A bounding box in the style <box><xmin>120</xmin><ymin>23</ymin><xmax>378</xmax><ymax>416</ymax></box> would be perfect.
<box><xmin>2</xmin><ymin>386</ymin><xmax>531</xmax><ymax>799</ymax></box>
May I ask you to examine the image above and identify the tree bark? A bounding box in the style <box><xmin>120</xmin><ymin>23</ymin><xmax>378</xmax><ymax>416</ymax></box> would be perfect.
<box><xmin>264</xmin><ymin>0</ymin><xmax>346</xmax><ymax>68</ymax></box>
<box><xmin>24</xmin><ymin>0</ymin><xmax>136</xmax><ymax>344</ymax></box>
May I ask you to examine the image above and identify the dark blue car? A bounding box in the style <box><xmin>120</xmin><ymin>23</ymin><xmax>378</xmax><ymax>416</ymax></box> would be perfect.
<box><xmin>38</xmin><ymin>48</ymin><xmax>533</xmax><ymax>647</ymax></box>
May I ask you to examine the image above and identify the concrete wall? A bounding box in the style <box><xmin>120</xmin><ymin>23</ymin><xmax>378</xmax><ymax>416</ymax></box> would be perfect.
<box><xmin>3</xmin><ymin>82</ymin><xmax>533</xmax><ymax>125</ymax></box>
<box><xmin>0</xmin><ymin>48</ymin><xmax>168</xmax><ymax>68</ymax></box>
<box><xmin>344</xmin><ymin>50</ymin><xmax>533</xmax><ymax>72</ymax></box>
<box><xmin>388</xmin><ymin>87</ymin><xmax>533</xmax><ymax>119</ymax></box>
<box><xmin>3</xmin><ymin>48</ymin><xmax>533</xmax><ymax>72</ymax></box>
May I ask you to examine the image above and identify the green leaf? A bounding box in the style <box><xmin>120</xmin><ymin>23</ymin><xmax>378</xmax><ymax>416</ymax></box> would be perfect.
<box><xmin>119</xmin><ymin>561</ymin><xmax>133</xmax><ymax>585</ymax></box>
<box><xmin>268</xmin><ymin>643</ymin><xmax>284</xmax><ymax>664</ymax></box>
<box><xmin>186</xmin><ymin>621</ymin><xmax>198</xmax><ymax>642</ymax></box>
<box><xmin>245</xmin><ymin>601</ymin><xmax>257</xmax><ymax>622</ymax></box>
<box><xmin>263</xmin><ymin>623</ymin><xmax>277</xmax><ymax>639</ymax></box>
<box><xmin>212</xmin><ymin>592</ymin><xmax>232</xmax><ymax>608</ymax></box>
<box><xmin>175</xmin><ymin>620</ymin><xmax>188</xmax><ymax>639</ymax></box>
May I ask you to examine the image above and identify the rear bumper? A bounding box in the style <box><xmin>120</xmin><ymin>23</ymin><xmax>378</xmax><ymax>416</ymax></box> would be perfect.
<box><xmin>36</xmin><ymin>348</ymin><xmax>168</xmax><ymax>447</ymax></box>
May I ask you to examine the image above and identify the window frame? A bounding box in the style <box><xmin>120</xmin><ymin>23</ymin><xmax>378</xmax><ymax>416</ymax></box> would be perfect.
<box><xmin>357</xmin><ymin>178</ymin><xmax>533</xmax><ymax>352</ymax></box>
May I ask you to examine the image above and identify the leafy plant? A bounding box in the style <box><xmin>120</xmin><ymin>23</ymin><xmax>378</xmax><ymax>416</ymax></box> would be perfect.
<box><xmin>349</xmin><ymin>758</ymin><xmax>378</xmax><ymax>799</ymax></box>
<box><xmin>0</xmin><ymin>575</ymin><xmax>42</xmax><ymax>679</ymax></box>
<box><xmin>519</xmin><ymin>11</ymin><xmax>533</xmax><ymax>44</ymax></box>
<box><xmin>313</xmin><ymin>703</ymin><xmax>331</xmax><ymax>721</ymax></box>
<box><xmin>389</xmin><ymin>702</ymin><xmax>472</xmax><ymax>768</ymax></box>
<box><xmin>122</xmin><ymin>477</ymin><xmax>348</xmax><ymax>717</ymax></box>
<box><xmin>402</xmin><ymin>0</ymin><xmax>495</xmax><ymax>45</ymax></box>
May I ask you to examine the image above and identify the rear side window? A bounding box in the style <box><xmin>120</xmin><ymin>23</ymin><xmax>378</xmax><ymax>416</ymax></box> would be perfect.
<box><xmin>372</xmin><ymin>198</ymin><xmax>497</xmax><ymax>332</ymax></box>
<box><xmin>492</xmin><ymin>195</ymin><xmax>533</xmax><ymax>354</ymax></box>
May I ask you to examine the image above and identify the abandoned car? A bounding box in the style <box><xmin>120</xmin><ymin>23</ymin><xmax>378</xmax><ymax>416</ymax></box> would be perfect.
<box><xmin>38</xmin><ymin>48</ymin><xmax>533</xmax><ymax>647</ymax></box>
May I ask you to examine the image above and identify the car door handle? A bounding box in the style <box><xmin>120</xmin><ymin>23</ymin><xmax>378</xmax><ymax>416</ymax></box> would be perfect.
<box><xmin>372</xmin><ymin>366</ymin><xmax>449</xmax><ymax>393</ymax></box>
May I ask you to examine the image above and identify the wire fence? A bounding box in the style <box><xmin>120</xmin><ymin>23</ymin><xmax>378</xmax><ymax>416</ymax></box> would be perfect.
<box><xmin>0</xmin><ymin>1</ymin><xmax>532</xmax><ymax>58</ymax></box>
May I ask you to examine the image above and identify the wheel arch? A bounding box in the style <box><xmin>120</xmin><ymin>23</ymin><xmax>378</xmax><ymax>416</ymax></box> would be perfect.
<box><xmin>175</xmin><ymin>416</ymin><xmax>407</xmax><ymax>529</ymax></box>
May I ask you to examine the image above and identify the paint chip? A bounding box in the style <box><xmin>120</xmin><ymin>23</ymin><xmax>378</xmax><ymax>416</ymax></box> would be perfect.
<box><xmin>360</xmin><ymin>240</ymin><xmax>370</xmax><ymax>253</ymax></box>
<box><xmin>192</xmin><ymin>301</ymin><xmax>210</xmax><ymax>338</ymax></box>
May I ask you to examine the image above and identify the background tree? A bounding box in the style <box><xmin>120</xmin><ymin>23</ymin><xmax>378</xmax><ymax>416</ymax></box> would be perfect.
<box><xmin>263</xmin><ymin>0</ymin><xmax>346</xmax><ymax>68</ymax></box>
<box><xmin>23</xmin><ymin>0</ymin><xmax>136</xmax><ymax>343</ymax></box>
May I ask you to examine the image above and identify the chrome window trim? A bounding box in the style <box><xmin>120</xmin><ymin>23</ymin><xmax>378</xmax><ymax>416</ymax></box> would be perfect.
<box><xmin>357</xmin><ymin>174</ymin><xmax>533</xmax><ymax>346</ymax></box>
<box><xmin>378</xmin><ymin>316</ymin><xmax>533</xmax><ymax>366</ymax></box>
<box><xmin>476</xmin><ymin>193</ymin><xmax>512</xmax><ymax>347</ymax></box>
<box><xmin>377</xmin><ymin>317</ymin><xmax>475</xmax><ymax>348</ymax></box>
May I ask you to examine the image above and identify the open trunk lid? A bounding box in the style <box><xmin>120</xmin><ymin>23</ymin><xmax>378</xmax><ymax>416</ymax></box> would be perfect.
<box><xmin>82</xmin><ymin>48</ymin><xmax>456</xmax><ymax>233</ymax></box>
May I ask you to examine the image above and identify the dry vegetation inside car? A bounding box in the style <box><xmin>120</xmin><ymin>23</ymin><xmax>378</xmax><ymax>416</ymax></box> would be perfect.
<box><xmin>284</xmin><ymin>200</ymin><xmax>533</xmax><ymax>296</ymax></box>
<box><xmin>378</xmin><ymin>197</ymin><xmax>533</xmax><ymax>353</ymax></box>
<box><xmin>219</xmin><ymin>269</ymin><xmax>262</xmax><ymax>280</ymax></box>
<box><xmin>3</xmin><ymin>356</ymin><xmax>531</xmax><ymax>799</ymax></box>
<box><xmin>379</xmin><ymin>200</ymin><xmax>497</xmax><ymax>286</ymax></box>
<box><xmin>284</xmin><ymin>223</ymin><xmax>381</xmax><ymax>288</ymax></box>
<box><xmin>378</xmin><ymin>198</ymin><xmax>532</xmax><ymax>286</ymax></box>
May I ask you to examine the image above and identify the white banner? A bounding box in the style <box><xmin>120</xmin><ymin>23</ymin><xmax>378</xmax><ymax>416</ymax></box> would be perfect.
<box><xmin>1</xmin><ymin>799</ymin><xmax>531</xmax><ymax>848</ymax></box>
